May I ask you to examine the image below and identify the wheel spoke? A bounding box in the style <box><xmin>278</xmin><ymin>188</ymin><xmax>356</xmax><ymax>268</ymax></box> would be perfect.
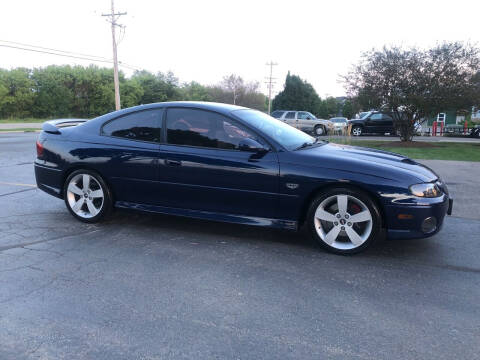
<box><xmin>337</xmin><ymin>195</ymin><xmax>348</xmax><ymax>215</ymax></box>
<box><xmin>86</xmin><ymin>200</ymin><xmax>98</xmax><ymax>216</ymax></box>
<box><xmin>82</xmin><ymin>174</ymin><xmax>91</xmax><ymax>191</ymax></box>
<box><xmin>349</xmin><ymin>210</ymin><xmax>371</xmax><ymax>223</ymax></box>
<box><xmin>68</xmin><ymin>183</ymin><xmax>83</xmax><ymax>195</ymax></box>
<box><xmin>315</xmin><ymin>208</ymin><xmax>337</xmax><ymax>222</ymax></box>
<box><xmin>90</xmin><ymin>190</ymin><xmax>103</xmax><ymax>199</ymax></box>
<box><xmin>345</xmin><ymin>226</ymin><xmax>364</xmax><ymax>246</ymax></box>
<box><xmin>324</xmin><ymin>226</ymin><xmax>341</xmax><ymax>245</ymax></box>
<box><xmin>72</xmin><ymin>198</ymin><xmax>84</xmax><ymax>212</ymax></box>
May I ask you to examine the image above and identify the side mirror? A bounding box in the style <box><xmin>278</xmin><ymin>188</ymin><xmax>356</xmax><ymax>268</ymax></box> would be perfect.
<box><xmin>306</xmin><ymin>117</ymin><xmax>311</xmax><ymax>120</ymax></box>
<box><xmin>238</xmin><ymin>138</ymin><xmax>268</xmax><ymax>153</ymax></box>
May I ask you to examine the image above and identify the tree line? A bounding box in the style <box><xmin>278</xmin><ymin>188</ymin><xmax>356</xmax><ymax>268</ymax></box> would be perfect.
<box><xmin>0</xmin><ymin>66</ymin><xmax>268</xmax><ymax>119</ymax></box>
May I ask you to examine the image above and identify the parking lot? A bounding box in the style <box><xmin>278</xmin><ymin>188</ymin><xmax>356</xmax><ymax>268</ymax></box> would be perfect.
<box><xmin>1</xmin><ymin>132</ymin><xmax>480</xmax><ymax>360</ymax></box>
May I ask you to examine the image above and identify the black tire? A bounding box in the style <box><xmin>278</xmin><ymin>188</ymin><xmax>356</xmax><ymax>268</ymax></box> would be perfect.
<box><xmin>63</xmin><ymin>169</ymin><xmax>113</xmax><ymax>223</ymax></box>
<box><xmin>314</xmin><ymin>125</ymin><xmax>325</xmax><ymax>136</ymax></box>
<box><xmin>306</xmin><ymin>187</ymin><xmax>382</xmax><ymax>255</ymax></box>
<box><xmin>352</xmin><ymin>126</ymin><xmax>363</xmax><ymax>136</ymax></box>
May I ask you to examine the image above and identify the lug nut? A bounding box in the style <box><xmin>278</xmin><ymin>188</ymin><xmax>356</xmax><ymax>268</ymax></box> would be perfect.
<box><xmin>334</xmin><ymin>222</ymin><xmax>338</xmax><ymax>226</ymax></box>
<box><xmin>347</xmin><ymin>222</ymin><xmax>352</xmax><ymax>226</ymax></box>
<box><xmin>341</xmin><ymin>226</ymin><xmax>345</xmax><ymax>230</ymax></box>
<box><xmin>345</xmin><ymin>214</ymin><xmax>349</xmax><ymax>219</ymax></box>
<box><xmin>336</xmin><ymin>214</ymin><xmax>341</xmax><ymax>218</ymax></box>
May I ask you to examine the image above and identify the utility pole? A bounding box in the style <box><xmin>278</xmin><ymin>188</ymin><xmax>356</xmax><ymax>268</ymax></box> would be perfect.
<box><xmin>265</xmin><ymin>61</ymin><xmax>277</xmax><ymax>114</ymax></box>
<box><xmin>102</xmin><ymin>0</ymin><xmax>126</xmax><ymax>111</ymax></box>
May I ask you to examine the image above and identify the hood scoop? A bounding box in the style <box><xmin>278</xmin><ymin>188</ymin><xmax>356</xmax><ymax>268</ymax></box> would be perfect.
<box><xmin>401</xmin><ymin>158</ymin><xmax>418</xmax><ymax>165</ymax></box>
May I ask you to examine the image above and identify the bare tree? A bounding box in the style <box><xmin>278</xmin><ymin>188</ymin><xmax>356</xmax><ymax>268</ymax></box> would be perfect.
<box><xmin>221</xmin><ymin>74</ymin><xmax>244</xmax><ymax>104</ymax></box>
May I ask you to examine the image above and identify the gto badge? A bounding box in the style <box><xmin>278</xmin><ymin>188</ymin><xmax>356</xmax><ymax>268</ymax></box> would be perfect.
<box><xmin>286</xmin><ymin>183</ymin><xmax>299</xmax><ymax>190</ymax></box>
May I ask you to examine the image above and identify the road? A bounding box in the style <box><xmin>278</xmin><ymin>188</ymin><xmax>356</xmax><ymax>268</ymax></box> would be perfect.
<box><xmin>1</xmin><ymin>133</ymin><xmax>479</xmax><ymax>360</ymax></box>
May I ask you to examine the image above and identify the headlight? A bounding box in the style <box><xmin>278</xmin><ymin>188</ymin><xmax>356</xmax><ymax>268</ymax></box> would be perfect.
<box><xmin>409</xmin><ymin>183</ymin><xmax>442</xmax><ymax>198</ymax></box>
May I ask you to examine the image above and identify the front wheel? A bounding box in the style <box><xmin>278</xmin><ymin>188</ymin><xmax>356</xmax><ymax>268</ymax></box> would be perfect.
<box><xmin>352</xmin><ymin>126</ymin><xmax>362</xmax><ymax>136</ymax></box>
<box><xmin>314</xmin><ymin>125</ymin><xmax>325</xmax><ymax>136</ymax></box>
<box><xmin>306</xmin><ymin>188</ymin><xmax>381</xmax><ymax>254</ymax></box>
<box><xmin>64</xmin><ymin>169</ymin><xmax>113</xmax><ymax>223</ymax></box>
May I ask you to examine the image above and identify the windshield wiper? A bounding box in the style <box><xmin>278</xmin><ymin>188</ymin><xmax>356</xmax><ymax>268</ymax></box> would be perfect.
<box><xmin>295</xmin><ymin>138</ymin><xmax>318</xmax><ymax>150</ymax></box>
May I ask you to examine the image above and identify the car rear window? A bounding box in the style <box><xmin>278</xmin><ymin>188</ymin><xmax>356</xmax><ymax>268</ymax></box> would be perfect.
<box><xmin>271</xmin><ymin>111</ymin><xmax>285</xmax><ymax>118</ymax></box>
<box><xmin>101</xmin><ymin>109</ymin><xmax>163</xmax><ymax>142</ymax></box>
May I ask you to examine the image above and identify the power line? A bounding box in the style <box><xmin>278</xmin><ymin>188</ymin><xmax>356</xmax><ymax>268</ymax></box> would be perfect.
<box><xmin>0</xmin><ymin>40</ymin><xmax>142</xmax><ymax>72</ymax></box>
<box><xmin>0</xmin><ymin>39</ymin><xmax>112</xmax><ymax>61</ymax></box>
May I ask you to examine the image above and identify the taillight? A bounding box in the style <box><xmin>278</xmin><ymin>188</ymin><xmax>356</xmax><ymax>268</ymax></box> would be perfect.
<box><xmin>36</xmin><ymin>140</ymin><xmax>44</xmax><ymax>158</ymax></box>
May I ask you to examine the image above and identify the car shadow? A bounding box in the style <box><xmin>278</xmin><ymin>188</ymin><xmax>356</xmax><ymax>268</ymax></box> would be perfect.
<box><xmin>107</xmin><ymin>208</ymin><xmax>437</xmax><ymax>259</ymax></box>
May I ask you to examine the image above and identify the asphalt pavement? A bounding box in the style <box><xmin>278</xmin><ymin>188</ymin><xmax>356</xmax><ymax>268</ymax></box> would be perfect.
<box><xmin>1</xmin><ymin>132</ymin><xmax>479</xmax><ymax>360</ymax></box>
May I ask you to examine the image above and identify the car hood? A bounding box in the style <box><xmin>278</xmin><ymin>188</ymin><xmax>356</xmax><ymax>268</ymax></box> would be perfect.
<box><xmin>296</xmin><ymin>143</ymin><xmax>439</xmax><ymax>183</ymax></box>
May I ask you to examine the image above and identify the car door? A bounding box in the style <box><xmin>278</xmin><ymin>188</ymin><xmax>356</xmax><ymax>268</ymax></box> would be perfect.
<box><xmin>381</xmin><ymin>113</ymin><xmax>394</xmax><ymax>133</ymax></box>
<box><xmin>99</xmin><ymin>108</ymin><xmax>163</xmax><ymax>205</ymax></box>
<box><xmin>157</xmin><ymin>107</ymin><xmax>280</xmax><ymax>219</ymax></box>
<box><xmin>296</xmin><ymin>111</ymin><xmax>312</xmax><ymax>132</ymax></box>
<box><xmin>283</xmin><ymin>111</ymin><xmax>297</xmax><ymax>128</ymax></box>
<box><xmin>365</xmin><ymin>113</ymin><xmax>383</xmax><ymax>133</ymax></box>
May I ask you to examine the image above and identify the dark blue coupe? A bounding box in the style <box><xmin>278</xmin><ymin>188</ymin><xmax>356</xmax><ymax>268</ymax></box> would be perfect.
<box><xmin>35</xmin><ymin>102</ymin><xmax>453</xmax><ymax>254</ymax></box>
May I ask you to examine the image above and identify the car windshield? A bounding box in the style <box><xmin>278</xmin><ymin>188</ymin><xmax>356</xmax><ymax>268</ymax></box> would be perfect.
<box><xmin>359</xmin><ymin>112</ymin><xmax>371</xmax><ymax>119</ymax></box>
<box><xmin>233</xmin><ymin>109</ymin><xmax>315</xmax><ymax>151</ymax></box>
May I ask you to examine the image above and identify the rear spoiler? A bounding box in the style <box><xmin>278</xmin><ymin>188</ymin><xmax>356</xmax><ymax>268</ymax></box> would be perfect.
<box><xmin>42</xmin><ymin>119</ymin><xmax>88</xmax><ymax>134</ymax></box>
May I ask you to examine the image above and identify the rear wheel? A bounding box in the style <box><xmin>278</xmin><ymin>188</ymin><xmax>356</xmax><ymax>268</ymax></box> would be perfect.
<box><xmin>352</xmin><ymin>126</ymin><xmax>362</xmax><ymax>136</ymax></box>
<box><xmin>306</xmin><ymin>187</ymin><xmax>381</xmax><ymax>254</ymax></box>
<box><xmin>64</xmin><ymin>170</ymin><xmax>112</xmax><ymax>223</ymax></box>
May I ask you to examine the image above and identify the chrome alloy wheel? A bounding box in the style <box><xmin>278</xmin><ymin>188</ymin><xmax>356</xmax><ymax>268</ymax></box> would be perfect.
<box><xmin>314</xmin><ymin>194</ymin><xmax>373</xmax><ymax>250</ymax></box>
<box><xmin>66</xmin><ymin>174</ymin><xmax>104</xmax><ymax>219</ymax></box>
<box><xmin>352</xmin><ymin>127</ymin><xmax>362</xmax><ymax>136</ymax></box>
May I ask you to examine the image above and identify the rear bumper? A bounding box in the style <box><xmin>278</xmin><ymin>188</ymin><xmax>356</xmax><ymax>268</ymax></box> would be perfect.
<box><xmin>385</xmin><ymin>195</ymin><xmax>451</xmax><ymax>240</ymax></box>
<box><xmin>34</xmin><ymin>162</ymin><xmax>63</xmax><ymax>199</ymax></box>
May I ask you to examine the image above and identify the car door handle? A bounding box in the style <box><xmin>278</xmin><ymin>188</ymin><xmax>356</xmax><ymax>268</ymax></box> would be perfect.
<box><xmin>165</xmin><ymin>159</ymin><xmax>182</xmax><ymax>166</ymax></box>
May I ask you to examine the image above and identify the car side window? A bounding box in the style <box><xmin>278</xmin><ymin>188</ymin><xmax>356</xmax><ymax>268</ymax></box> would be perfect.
<box><xmin>271</xmin><ymin>110</ymin><xmax>285</xmax><ymax>118</ymax></box>
<box><xmin>101</xmin><ymin>109</ymin><xmax>163</xmax><ymax>142</ymax></box>
<box><xmin>297</xmin><ymin>112</ymin><xmax>310</xmax><ymax>119</ymax></box>
<box><xmin>370</xmin><ymin>113</ymin><xmax>383</xmax><ymax>121</ymax></box>
<box><xmin>285</xmin><ymin>112</ymin><xmax>296</xmax><ymax>119</ymax></box>
<box><xmin>166</xmin><ymin>108</ymin><xmax>264</xmax><ymax>150</ymax></box>
<box><xmin>382</xmin><ymin>114</ymin><xmax>393</xmax><ymax>121</ymax></box>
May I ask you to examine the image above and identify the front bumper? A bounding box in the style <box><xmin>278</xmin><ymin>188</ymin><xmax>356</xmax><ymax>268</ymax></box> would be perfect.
<box><xmin>385</xmin><ymin>195</ymin><xmax>452</xmax><ymax>240</ymax></box>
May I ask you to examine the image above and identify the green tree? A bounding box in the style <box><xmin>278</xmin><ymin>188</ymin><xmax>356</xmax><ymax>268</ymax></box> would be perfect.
<box><xmin>0</xmin><ymin>68</ymin><xmax>35</xmax><ymax>118</ymax></box>
<box><xmin>181</xmin><ymin>81</ymin><xmax>212</xmax><ymax>101</ymax></box>
<box><xmin>120</xmin><ymin>76</ymin><xmax>144</xmax><ymax>108</ymax></box>
<box><xmin>32</xmin><ymin>65</ymin><xmax>75</xmax><ymax>118</ymax></box>
<box><xmin>344</xmin><ymin>43</ymin><xmax>480</xmax><ymax>141</ymax></box>
<box><xmin>272</xmin><ymin>72</ymin><xmax>322</xmax><ymax>116</ymax></box>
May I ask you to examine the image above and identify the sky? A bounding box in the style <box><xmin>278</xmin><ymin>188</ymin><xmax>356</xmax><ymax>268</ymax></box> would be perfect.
<box><xmin>1</xmin><ymin>0</ymin><xmax>479</xmax><ymax>97</ymax></box>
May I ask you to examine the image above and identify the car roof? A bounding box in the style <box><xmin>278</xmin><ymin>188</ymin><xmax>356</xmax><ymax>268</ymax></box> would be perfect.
<box><xmin>130</xmin><ymin>101</ymin><xmax>247</xmax><ymax>114</ymax></box>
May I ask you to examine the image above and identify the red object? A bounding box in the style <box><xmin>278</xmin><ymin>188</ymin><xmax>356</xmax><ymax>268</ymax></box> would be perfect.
<box><xmin>36</xmin><ymin>140</ymin><xmax>44</xmax><ymax>157</ymax></box>
<box><xmin>432</xmin><ymin>122</ymin><xmax>437</xmax><ymax>136</ymax></box>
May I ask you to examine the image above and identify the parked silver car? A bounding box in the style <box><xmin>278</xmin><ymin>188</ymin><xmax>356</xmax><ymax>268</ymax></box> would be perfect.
<box><xmin>329</xmin><ymin>117</ymin><xmax>348</xmax><ymax>132</ymax></box>
<box><xmin>271</xmin><ymin>110</ymin><xmax>333</xmax><ymax>136</ymax></box>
